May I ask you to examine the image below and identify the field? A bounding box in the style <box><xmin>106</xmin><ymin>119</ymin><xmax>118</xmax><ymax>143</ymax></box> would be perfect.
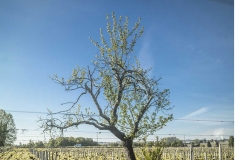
<box><xmin>0</xmin><ymin>146</ymin><xmax>234</xmax><ymax>160</ymax></box>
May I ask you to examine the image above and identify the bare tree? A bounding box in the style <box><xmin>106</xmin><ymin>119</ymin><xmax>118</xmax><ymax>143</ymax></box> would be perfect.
<box><xmin>39</xmin><ymin>12</ymin><xmax>173</xmax><ymax>160</ymax></box>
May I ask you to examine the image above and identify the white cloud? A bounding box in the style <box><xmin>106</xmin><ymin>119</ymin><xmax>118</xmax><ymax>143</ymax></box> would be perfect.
<box><xmin>181</xmin><ymin>107</ymin><xmax>208</xmax><ymax>119</ymax></box>
<box><xmin>213</xmin><ymin>128</ymin><xmax>224</xmax><ymax>139</ymax></box>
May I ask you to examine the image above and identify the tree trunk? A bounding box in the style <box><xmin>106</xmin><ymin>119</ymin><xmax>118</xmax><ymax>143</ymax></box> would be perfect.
<box><xmin>0</xmin><ymin>140</ymin><xmax>4</xmax><ymax>147</ymax></box>
<box><xmin>122</xmin><ymin>139</ymin><xmax>136</xmax><ymax>160</ymax></box>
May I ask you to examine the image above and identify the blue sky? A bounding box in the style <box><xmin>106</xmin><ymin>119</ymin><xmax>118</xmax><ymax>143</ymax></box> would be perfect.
<box><xmin>0</xmin><ymin>0</ymin><xmax>235</xmax><ymax>144</ymax></box>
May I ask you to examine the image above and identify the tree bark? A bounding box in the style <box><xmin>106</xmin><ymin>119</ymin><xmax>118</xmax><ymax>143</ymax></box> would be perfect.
<box><xmin>122</xmin><ymin>139</ymin><xmax>136</xmax><ymax>160</ymax></box>
<box><xmin>0</xmin><ymin>141</ymin><xmax>4</xmax><ymax>147</ymax></box>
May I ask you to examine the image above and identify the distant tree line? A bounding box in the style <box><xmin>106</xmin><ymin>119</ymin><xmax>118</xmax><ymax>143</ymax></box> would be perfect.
<box><xmin>132</xmin><ymin>137</ymin><xmax>184</xmax><ymax>147</ymax></box>
<box><xmin>133</xmin><ymin>136</ymin><xmax>234</xmax><ymax>148</ymax></box>
<box><xmin>18</xmin><ymin>137</ymin><xmax>98</xmax><ymax>148</ymax></box>
<box><xmin>16</xmin><ymin>136</ymin><xmax>234</xmax><ymax>148</ymax></box>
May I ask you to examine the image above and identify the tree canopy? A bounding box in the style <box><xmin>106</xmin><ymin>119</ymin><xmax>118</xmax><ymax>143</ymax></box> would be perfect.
<box><xmin>228</xmin><ymin>136</ymin><xmax>234</xmax><ymax>147</ymax></box>
<box><xmin>0</xmin><ymin>109</ymin><xmax>17</xmax><ymax>146</ymax></box>
<box><xmin>39</xmin><ymin>12</ymin><xmax>173</xmax><ymax>160</ymax></box>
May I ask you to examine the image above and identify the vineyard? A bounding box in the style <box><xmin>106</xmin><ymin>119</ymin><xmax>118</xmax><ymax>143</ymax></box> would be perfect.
<box><xmin>0</xmin><ymin>146</ymin><xmax>234</xmax><ymax>160</ymax></box>
<box><xmin>0</xmin><ymin>148</ymin><xmax>39</xmax><ymax>160</ymax></box>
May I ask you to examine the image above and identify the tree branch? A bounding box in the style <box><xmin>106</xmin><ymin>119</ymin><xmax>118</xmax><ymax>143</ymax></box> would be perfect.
<box><xmin>133</xmin><ymin>96</ymin><xmax>153</xmax><ymax>134</ymax></box>
<box><xmin>85</xmin><ymin>84</ymin><xmax>111</xmax><ymax>124</ymax></box>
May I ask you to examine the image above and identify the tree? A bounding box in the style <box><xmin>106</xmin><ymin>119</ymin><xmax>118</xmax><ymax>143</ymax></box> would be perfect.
<box><xmin>162</xmin><ymin>137</ymin><xmax>177</xmax><ymax>146</ymax></box>
<box><xmin>207</xmin><ymin>140</ymin><xmax>211</xmax><ymax>147</ymax></box>
<box><xmin>192</xmin><ymin>139</ymin><xmax>200</xmax><ymax>147</ymax></box>
<box><xmin>39</xmin><ymin>12</ymin><xmax>173</xmax><ymax>160</ymax></box>
<box><xmin>34</xmin><ymin>141</ymin><xmax>45</xmax><ymax>148</ymax></box>
<box><xmin>27</xmin><ymin>139</ymin><xmax>35</xmax><ymax>148</ymax></box>
<box><xmin>161</xmin><ymin>137</ymin><xmax>183</xmax><ymax>147</ymax></box>
<box><xmin>48</xmin><ymin>138</ymin><xmax>56</xmax><ymax>148</ymax></box>
<box><xmin>228</xmin><ymin>136</ymin><xmax>234</xmax><ymax>147</ymax></box>
<box><xmin>175</xmin><ymin>139</ymin><xmax>184</xmax><ymax>147</ymax></box>
<box><xmin>0</xmin><ymin>109</ymin><xmax>17</xmax><ymax>146</ymax></box>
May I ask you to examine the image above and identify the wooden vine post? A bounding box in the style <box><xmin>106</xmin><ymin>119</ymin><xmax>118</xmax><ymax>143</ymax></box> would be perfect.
<box><xmin>219</xmin><ymin>144</ymin><xmax>222</xmax><ymax>160</ymax></box>
<box><xmin>190</xmin><ymin>145</ymin><xmax>193</xmax><ymax>160</ymax></box>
